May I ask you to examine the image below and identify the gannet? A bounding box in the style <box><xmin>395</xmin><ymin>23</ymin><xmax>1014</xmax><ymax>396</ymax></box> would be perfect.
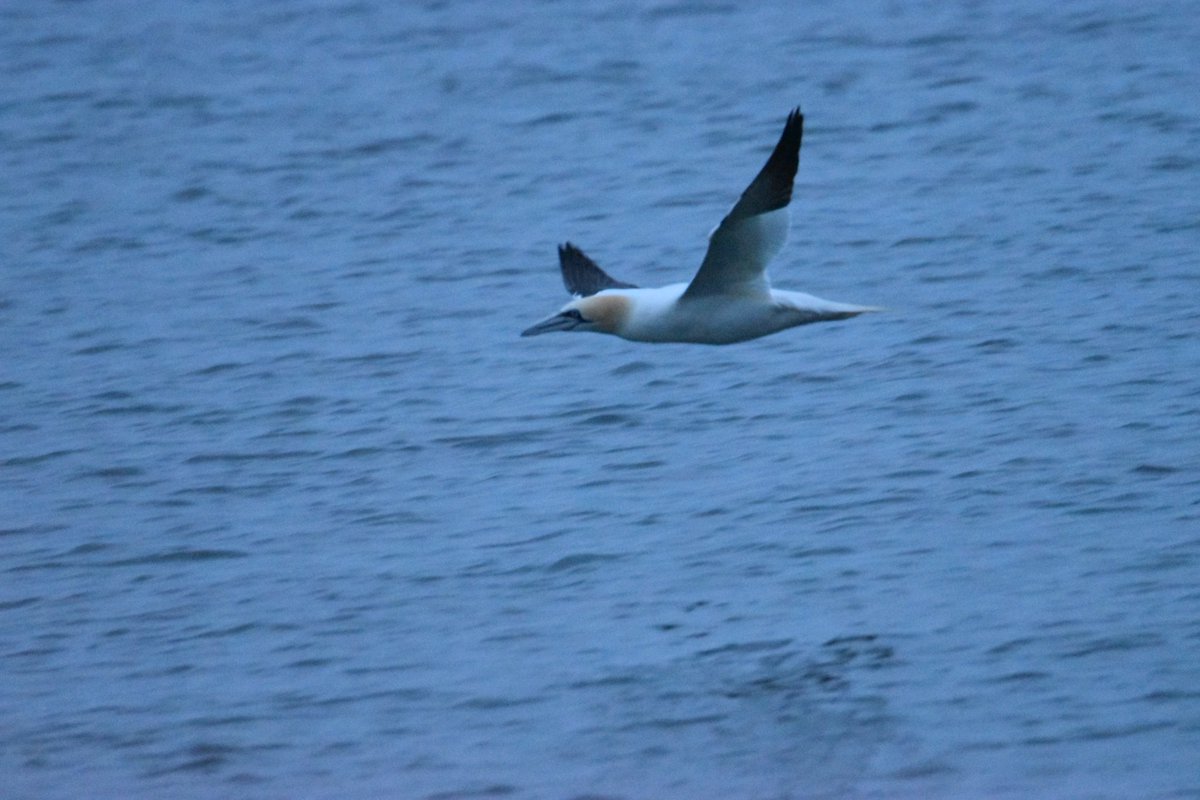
<box><xmin>521</xmin><ymin>108</ymin><xmax>878</xmax><ymax>345</ymax></box>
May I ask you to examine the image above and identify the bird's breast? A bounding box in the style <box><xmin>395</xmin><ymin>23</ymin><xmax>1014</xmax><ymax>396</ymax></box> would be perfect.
<box><xmin>621</xmin><ymin>292</ymin><xmax>789</xmax><ymax>344</ymax></box>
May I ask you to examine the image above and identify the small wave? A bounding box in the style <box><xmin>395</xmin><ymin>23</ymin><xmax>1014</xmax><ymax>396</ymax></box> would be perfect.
<box><xmin>545</xmin><ymin>553</ymin><xmax>623</xmax><ymax>572</ymax></box>
<box><xmin>103</xmin><ymin>549</ymin><xmax>248</xmax><ymax>567</ymax></box>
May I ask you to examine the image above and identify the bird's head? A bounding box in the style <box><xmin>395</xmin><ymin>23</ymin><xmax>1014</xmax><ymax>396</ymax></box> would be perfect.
<box><xmin>520</xmin><ymin>293</ymin><xmax>631</xmax><ymax>338</ymax></box>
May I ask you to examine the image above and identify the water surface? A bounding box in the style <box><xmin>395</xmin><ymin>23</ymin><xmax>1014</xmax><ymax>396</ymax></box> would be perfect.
<box><xmin>2</xmin><ymin>1</ymin><xmax>1199</xmax><ymax>798</ymax></box>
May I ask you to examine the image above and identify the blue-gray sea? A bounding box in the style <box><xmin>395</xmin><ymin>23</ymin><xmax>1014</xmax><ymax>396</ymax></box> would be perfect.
<box><xmin>3</xmin><ymin>1</ymin><xmax>1199</xmax><ymax>798</ymax></box>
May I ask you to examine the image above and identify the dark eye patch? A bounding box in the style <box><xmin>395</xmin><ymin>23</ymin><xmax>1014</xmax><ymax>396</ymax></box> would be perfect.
<box><xmin>562</xmin><ymin>309</ymin><xmax>585</xmax><ymax>322</ymax></box>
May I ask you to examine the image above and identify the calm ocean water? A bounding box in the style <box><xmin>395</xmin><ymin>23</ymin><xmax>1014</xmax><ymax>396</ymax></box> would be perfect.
<box><xmin>2</xmin><ymin>1</ymin><xmax>1199</xmax><ymax>798</ymax></box>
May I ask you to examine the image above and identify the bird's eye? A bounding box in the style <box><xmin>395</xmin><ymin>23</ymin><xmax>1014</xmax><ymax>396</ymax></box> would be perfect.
<box><xmin>562</xmin><ymin>309</ymin><xmax>586</xmax><ymax>322</ymax></box>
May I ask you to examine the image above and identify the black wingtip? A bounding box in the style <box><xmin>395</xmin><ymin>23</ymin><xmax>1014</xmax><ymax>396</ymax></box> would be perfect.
<box><xmin>726</xmin><ymin>107</ymin><xmax>804</xmax><ymax>221</ymax></box>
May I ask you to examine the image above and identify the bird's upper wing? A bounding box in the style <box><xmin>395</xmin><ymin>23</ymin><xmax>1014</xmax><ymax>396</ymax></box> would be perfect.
<box><xmin>558</xmin><ymin>242</ymin><xmax>637</xmax><ymax>297</ymax></box>
<box><xmin>681</xmin><ymin>108</ymin><xmax>802</xmax><ymax>299</ymax></box>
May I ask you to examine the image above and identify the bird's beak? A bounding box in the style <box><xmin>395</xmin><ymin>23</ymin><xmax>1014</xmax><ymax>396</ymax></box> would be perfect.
<box><xmin>520</xmin><ymin>313</ymin><xmax>579</xmax><ymax>337</ymax></box>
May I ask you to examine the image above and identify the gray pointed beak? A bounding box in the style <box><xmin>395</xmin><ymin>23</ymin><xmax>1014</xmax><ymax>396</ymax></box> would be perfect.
<box><xmin>521</xmin><ymin>313</ymin><xmax>579</xmax><ymax>337</ymax></box>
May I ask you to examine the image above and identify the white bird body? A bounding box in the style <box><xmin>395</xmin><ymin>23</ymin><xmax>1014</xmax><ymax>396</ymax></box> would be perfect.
<box><xmin>584</xmin><ymin>284</ymin><xmax>869</xmax><ymax>345</ymax></box>
<box><xmin>522</xmin><ymin>109</ymin><xmax>878</xmax><ymax>345</ymax></box>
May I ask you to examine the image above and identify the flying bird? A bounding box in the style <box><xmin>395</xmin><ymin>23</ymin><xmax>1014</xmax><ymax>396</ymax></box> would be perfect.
<box><xmin>521</xmin><ymin>108</ymin><xmax>877</xmax><ymax>345</ymax></box>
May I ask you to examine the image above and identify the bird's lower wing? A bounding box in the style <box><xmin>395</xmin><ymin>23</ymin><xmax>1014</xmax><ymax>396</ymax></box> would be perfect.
<box><xmin>681</xmin><ymin>108</ymin><xmax>802</xmax><ymax>300</ymax></box>
<box><xmin>681</xmin><ymin>207</ymin><xmax>788</xmax><ymax>298</ymax></box>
